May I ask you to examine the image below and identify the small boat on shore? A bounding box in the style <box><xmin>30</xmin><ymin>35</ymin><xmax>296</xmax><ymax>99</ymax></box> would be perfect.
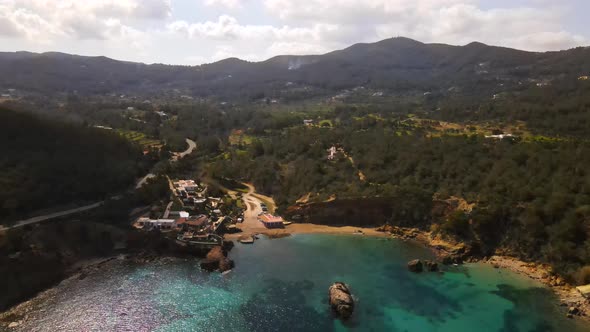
<box><xmin>176</xmin><ymin>232</ymin><xmax>223</xmax><ymax>249</ymax></box>
<box><xmin>239</xmin><ymin>236</ymin><xmax>255</xmax><ymax>244</ymax></box>
<box><xmin>282</xmin><ymin>221</ymin><xmax>292</xmax><ymax>226</ymax></box>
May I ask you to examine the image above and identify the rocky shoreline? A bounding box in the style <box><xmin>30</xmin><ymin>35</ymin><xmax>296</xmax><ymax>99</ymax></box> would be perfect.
<box><xmin>3</xmin><ymin>227</ymin><xmax>590</xmax><ymax>329</ymax></box>
<box><xmin>0</xmin><ymin>246</ymin><xmax>232</xmax><ymax>330</ymax></box>
<box><xmin>0</xmin><ymin>255</ymin><xmax>124</xmax><ymax>330</ymax></box>
<box><xmin>376</xmin><ymin>224</ymin><xmax>590</xmax><ymax>320</ymax></box>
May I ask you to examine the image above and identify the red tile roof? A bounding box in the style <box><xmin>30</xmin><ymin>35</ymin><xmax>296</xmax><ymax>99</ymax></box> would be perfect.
<box><xmin>260</xmin><ymin>214</ymin><xmax>284</xmax><ymax>223</ymax></box>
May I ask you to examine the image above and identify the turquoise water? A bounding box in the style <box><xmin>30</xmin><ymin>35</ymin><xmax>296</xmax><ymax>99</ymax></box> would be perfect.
<box><xmin>10</xmin><ymin>235</ymin><xmax>587</xmax><ymax>331</ymax></box>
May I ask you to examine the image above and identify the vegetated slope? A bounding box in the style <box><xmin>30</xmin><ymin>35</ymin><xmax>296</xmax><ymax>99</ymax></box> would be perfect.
<box><xmin>0</xmin><ymin>107</ymin><xmax>145</xmax><ymax>222</ymax></box>
<box><xmin>198</xmin><ymin>111</ymin><xmax>590</xmax><ymax>279</ymax></box>
<box><xmin>1</xmin><ymin>37</ymin><xmax>589</xmax><ymax>98</ymax></box>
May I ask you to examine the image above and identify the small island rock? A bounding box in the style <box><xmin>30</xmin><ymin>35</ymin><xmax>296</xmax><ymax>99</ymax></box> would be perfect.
<box><xmin>424</xmin><ymin>260</ymin><xmax>439</xmax><ymax>272</ymax></box>
<box><xmin>408</xmin><ymin>259</ymin><xmax>423</xmax><ymax>273</ymax></box>
<box><xmin>329</xmin><ymin>282</ymin><xmax>355</xmax><ymax>319</ymax></box>
<box><xmin>200</xmin><ymin>246</ymin><xmax>234</xmax><ymax>272</ymax></box>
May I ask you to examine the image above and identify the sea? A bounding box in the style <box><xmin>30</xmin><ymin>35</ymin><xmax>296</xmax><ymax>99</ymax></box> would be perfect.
<box><xmin>5</xmin><ymin>234</ymin><xmax>587</xmax><ymax>332</ymax></box>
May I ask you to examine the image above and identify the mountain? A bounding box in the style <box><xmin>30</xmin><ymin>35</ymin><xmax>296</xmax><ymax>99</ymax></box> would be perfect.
<box><xmin>0</xmin><ymin>37</ymin><xmax>589</xmax><ymax>98</ymax></box>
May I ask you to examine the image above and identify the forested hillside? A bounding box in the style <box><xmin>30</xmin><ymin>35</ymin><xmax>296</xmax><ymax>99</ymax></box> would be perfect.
<box><xmin>1</xmin><ymin>37</ymin><xmax>589</xmax><ymax>100</ymax></box>
<box><xmin>0</xmin><ymin>108</ymin><xmax>147</xmax><ymax>222</ymax></box>
<box><xmin>149</xmin><ymin>101</ymin><xmax>590</xmax><ymax>280</ymax></box>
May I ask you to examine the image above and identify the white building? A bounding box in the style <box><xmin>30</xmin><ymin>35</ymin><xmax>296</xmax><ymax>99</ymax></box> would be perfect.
<box><xmin>137</xmin><ymin>218</ymin><xmax>176</xmax><ymax>230</ymax></box>
<box><xmin>327</xmin><ymin>146</ymin><xmax>337</xmax><ymax>160</ymax></box>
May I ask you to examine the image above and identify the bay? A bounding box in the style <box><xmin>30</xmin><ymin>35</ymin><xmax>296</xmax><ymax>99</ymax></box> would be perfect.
<box><xmin>6</xmin><ymin>234</ymin><xmax>586</xmax><ymax>332</ymax></box>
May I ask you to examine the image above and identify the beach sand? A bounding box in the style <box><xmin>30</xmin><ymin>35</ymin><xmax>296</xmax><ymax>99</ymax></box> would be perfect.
<box><xmin>226</xmin><ymin>222</ymin><xmax>590</xmax><ymax>320</ymax></box>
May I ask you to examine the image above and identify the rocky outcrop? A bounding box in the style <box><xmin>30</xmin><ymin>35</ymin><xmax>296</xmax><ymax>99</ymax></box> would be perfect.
<box><xmin>286</xmin><ymin>198</ymin><xmax>396</xmax><ymax>226</ymax></box>
<box><xmin>566</xmin><ymin>305</ymin><xmax>585</xmax><ymax>318</ymax></box>
<box><xmin>376</xmin><ymin>225</ymin><xmax>421</xmax><ymax>240</ymax></box>
<box><xmin>424</xmin><ymin>260</ymin><xmax>439</xmax><ymax>272</ymax></box>
<box><xmin>199</xmin><ymin>259</ymin><xmax>220</xmax><ymax>272</ymax></box>
<box><xmin>439</xmin><ymin>244</ymin><xmax>478</xmax><ymax>265</ymax></box>
<box><xmin>222</xmin><ymin>240</ymin><xmax>235</xmax><ymax>252</ymax></box>
<box><xmin>8</xmin><ymin>321</ymin><xmax>21</xmax><ymax>328</ymax></box>
<box><xmin>408</xmin><ymin>259</ymin><xmax>440</xmax><ymax>273</ymax></box>
<box><xmin>329</xmin><ymin>282</ymin><xmax>354</xmax><ymax>319</ymax></box>
<box><xmin>408</xmin><ymin>259</ymin><xmax>423</xmax><ymax>273</ymax></box>
<box><xmin>200</xmin><ymin>246</ymin><xmax>234</xmax><ymax>273</ymax></box>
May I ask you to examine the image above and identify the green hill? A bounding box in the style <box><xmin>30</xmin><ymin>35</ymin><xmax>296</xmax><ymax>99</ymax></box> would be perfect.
<box><xmin>0</xmin><ymin>107</ymin><xmax>145</xmax><ymax>222</ymax></box>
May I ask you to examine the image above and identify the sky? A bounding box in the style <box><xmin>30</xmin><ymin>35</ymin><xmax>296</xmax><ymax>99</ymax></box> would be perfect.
<box><xmin>0</xmin><ymin>0</ymin><xmax>588</xmax><ymax>65</ymax></box>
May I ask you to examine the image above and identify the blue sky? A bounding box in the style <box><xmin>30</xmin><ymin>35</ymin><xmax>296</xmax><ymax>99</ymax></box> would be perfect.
<box><xmin>0</xmin><ymin>0</ymin><xmax>587</xmax><ymax>65</ymax></box>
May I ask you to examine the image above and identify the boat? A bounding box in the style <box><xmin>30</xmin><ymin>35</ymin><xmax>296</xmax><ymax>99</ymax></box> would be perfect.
<box><xmin>176</xmin><ymin>232</ymin><xmax>223</xmax><ymax>249</ymax></box>
<box><xmin>282</xmin><ymin>221</ymin><xmax>292</xmax><ymax>226</ymax></box>
<box><xmin>239</xmin><ymin>236</ymin><xmax>255</xmax><ymax>244</ymax></box>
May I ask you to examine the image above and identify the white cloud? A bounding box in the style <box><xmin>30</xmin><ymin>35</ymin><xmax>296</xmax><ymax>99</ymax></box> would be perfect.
<box><xmin>0</xmin><ymin>0</ymin><xmax>171</xmax><ymax>41</ymax></box>
<box><xmin>167</xmin><ymin>15</ymin><xmax>331</xmax><ymax>45</ymax></box>
<box><xmin>166</xmin><ymin>15</ymin><xmax>343</xmax><ymax>61</ymax></box>
<box><xmin>0</xmin><ymin>0</ymin><xmax>587</xmax><ymax>64</ymax></box>
<box><xmin>204</xmin><ymin>0</ymin><xmax>243</xmax><ymax>9</ymax></box>
<box><xmin>264</xmin><ymin>0</ymin><xmax>586</xmax><ymax>51</ymax></box>
<box><xmin>264</xmin><ymin>0</ymin><xmax>471</xmax><ymax>24</ymax></box>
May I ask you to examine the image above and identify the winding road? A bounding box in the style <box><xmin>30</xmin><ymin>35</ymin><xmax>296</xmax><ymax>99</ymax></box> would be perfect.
<box><xmin>2</xmin><ymin>201</ymin><xmax>104</xmax><ymax>230</ymax></box>
<box><xmin>3</xmin><ymin>138</ymin><xmax>197</xmax><ymax>231</ymax></box>
<box><xmin>171</xmin><ymin>138</ymin><xmax>196</xmax><ymax>162</ymax></box>
<box><xmin>136</xmin><ymin>138</ymin><xmax>196</xmax><ymax>189</ymax></box>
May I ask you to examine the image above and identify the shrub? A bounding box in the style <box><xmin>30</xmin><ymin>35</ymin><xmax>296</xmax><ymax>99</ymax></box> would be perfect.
<box><xmin>440</xmin><ymin>211</ymin><xmax>471</xmax><ymax>239</ymax></box>
<box><xmin>574</xmin><ymin>266</ymin><xmax>590</xmax><ymax>285</ymax></box>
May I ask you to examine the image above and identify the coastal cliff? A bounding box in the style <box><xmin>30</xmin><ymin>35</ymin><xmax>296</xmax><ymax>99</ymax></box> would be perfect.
<box><xmin>285</xmin><ymin>195</ymin><xmax>441</xmax><ymax>227</ymax></box>
<box><xmin>285</xmin><ymin>196</ymin><xmax>590</xmax><ymax>319</ymax></box>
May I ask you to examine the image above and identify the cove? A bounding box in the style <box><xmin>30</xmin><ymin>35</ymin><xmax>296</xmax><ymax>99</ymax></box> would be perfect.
<box><xmin>5</xmin><ymin>234</ymin><xmax>587</xmax><ymax>332</ymax></box>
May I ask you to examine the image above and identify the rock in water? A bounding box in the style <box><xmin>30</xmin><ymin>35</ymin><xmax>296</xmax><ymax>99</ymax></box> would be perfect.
<box><xmin>199</xmin><ymin>258</ymin><xmax>219</xmax><ymax>272</ymax></box>
<box><xmin>424</xmin><ymin>260</ymin><xmax>439</xmax><ymax>272</ymax></box>
<box><xmin>329</xmin><ymin>282</ymin><xmax>354</xmax><ymax>319</ymax></box>
<box><xmin>407</xmin><ymin>259</ymin><xmax>423</xmax><ymax>273</ymax></box>
<box><xmin>219</xmin><ymin>257</ymin><xmax>235</xmax><ymax>272</ymax></box>
<box><xmin>200</xmin><ymin>246</ymin><xmax>235</xmax><ymax>272</ymax></box>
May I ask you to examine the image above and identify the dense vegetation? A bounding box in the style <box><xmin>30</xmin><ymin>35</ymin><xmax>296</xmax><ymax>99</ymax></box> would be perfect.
<box><xmin>0</xmin><ymin>108</ymin><xmax>148</xmax><ymax>223</ymax></box>
<box><xmin>148</xmin><ymin>100</ymin><xmax>590</xmax><ymax>280</ymax></box>
<box><xmin>3</xmin><ymin>35</ymin><xmax>590</xmax><ymax>287</ymax></box>
<box><xmin>435</xmin><ymin>77</ymin><xmax>590</xmax><ymax>138</ymax></box>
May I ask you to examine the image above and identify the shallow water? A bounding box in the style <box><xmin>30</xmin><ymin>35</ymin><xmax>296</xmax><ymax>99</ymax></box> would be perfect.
<box><xmin>7</xmin><ymin>234</ymin><xmax>587</xmax><ymax>331</ymax></box>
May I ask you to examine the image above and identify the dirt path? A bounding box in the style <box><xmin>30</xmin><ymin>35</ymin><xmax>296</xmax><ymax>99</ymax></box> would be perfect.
<box><xmin>341</xmin><ymin>149</ymin><xmax>366</xmax><ymax>182</ymax></box>
<box><xmin>170</xmin><ymin>138</ymin><xmax>196</xmax><ymax>161</ymax></box>
<box><xmin>238</xmin><ymin>183</ymin><xmax>268</xmax><ymax>234</ymax></box>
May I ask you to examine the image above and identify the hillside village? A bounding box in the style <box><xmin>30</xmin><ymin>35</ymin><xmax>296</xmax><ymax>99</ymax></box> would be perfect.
<box><xmin>133</xmin><ymin>178</ymin><xmax>288</xmax><ymax>248</ymax></box>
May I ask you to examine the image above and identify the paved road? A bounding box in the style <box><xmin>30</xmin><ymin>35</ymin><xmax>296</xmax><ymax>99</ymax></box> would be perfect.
<box><xmin>162</xmin><ymin>201</ymin><xmax>174</xmax><ymax>219</ymax></box>
<box><xmin>136</xmin><ymin>138</ymin><xmax>196</xmax><ymax>189</ymax></box>
<box><xmin>136</xmin><ymin>173</ymin><xmax>156</xmax><ymax>189</ymax></box>
<box><xmin>171</xmin><ymin>138</ymin><xmax>196</xmax><ymax>161</ymax></box>
<box><xmin>5</xmin><ymin>138</ymin><xmax>198</xmax><ymax>230</ymax></box>
<box><xmin>3</xmin><ymin>201</ymin><xmax>104</xmax><ymax>230</ymax></box>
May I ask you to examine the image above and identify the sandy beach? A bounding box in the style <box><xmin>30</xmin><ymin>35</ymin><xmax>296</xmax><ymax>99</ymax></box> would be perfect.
<box><xmin>228</xmin><ymin>219</ymin><xmax>590</xmax><ymax>321</ymax></box>
<box><xmin>225</xmin><ymin>223</ymin><xmax>388</xmax><ymax>240</ymax></box>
